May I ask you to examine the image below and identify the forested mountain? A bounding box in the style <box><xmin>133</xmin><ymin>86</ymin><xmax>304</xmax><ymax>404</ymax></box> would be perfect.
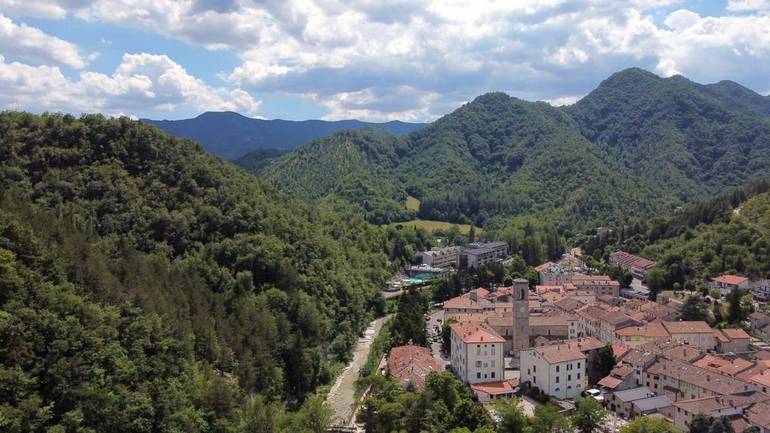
<box><xmin>569</xmin><ymin>68</ymin><xmax>770</xmax><ymax>202</ymax></box>
<box><xmin>261</xmin><ymin>128</ymin><xmax>414</xmax><ymax>224</ymax></box>
<box><xmin>0</xmin><ymin>112</ymin><xmax>393</xmax><ymax>431</ymax></box>
<box><xmin>142</xmin><ymin>111</ymin><xmax>425</xmax><ymax>160</ymax></box>
<box><xmin>255</xmin><ymin>68</ymin><xmax>770</xmax><ymax>231</ymax></box>
<box><xmin>581</xmin><ymin>179</ymin><xmax>770</xmax><ymax>290</ymax></box>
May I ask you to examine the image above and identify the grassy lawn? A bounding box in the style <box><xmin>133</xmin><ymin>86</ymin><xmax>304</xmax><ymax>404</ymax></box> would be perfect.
<box><xmin>660</xmin><ymin>290</ymin><xmax>693</xmax><ymax>301</ymax></box>
<box><xmin>386</xmin><ymin>219</ymin><xmax>480</xmax><ymax>235</ymax></box>
<box><xmin>405</xmin><ymin>195</ymin><xmax>421</xmax><ymax>211</ymax></box>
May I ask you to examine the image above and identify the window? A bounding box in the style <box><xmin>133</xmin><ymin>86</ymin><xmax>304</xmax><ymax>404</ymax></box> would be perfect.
<box><xmin>577</xmin><ymin>373</ymin><xmax>581</xmax><ymax>379</ymax></box>
<box><xmin>556</xmin><ymin>376</ymin><xmax>560</xmax><ymax>383</ymax></box>
<box><xmin>476</xmin><ymin>361</ymin><xmax>482</xmax><ymax>368</ymax></box>
<box><xmin>555</xmin><ymin>388</ymin><xmax>560</xmax><ymax>392</ymax></box>
<box><xmin>527</xmin><ymin>369</ymin><xmax>530</xmax><ymax>375</ymax></box>
<box><xmin>491</xmin><ymin>346</ymin><xmax>495</xmax><ymax>355</ymax></box>
<box><xmin>568</xmin><ymin>374</ymin><xmax>571</xmax><ymax>381</ymax></box>
<box><xmin>533</xmin><ymin>365</ymin><xmax>536</xmax><ymax>373</ymax></box>
<box><xmin>491</xmin><ymin>372</ymin><xmax>495</xmax><ymax>378</ymax></box>
<box><xmin>577</xmin><ymin>362</ymin><xmax>581</xmax><ymax>368</ymax></box>
<box><xmin>556</xmin><ymin>366</ymin><xmax>560</xmax><ymax>372</ymax></box>
<box><xmin>533</xmin><ymin>376</ymin><xmax>536</xmax><ymax>384</ymax></box>
<box><xmin>477</xmin><ymin>372</ymin><xmax>481</xmax><ymax>379</ymax></box>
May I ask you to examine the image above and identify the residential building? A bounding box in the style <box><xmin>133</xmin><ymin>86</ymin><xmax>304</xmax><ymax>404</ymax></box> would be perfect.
<box><xmin>606</xmin><ymin>386</ymin><xmax>667</xmax><ymax>418</ymax></box>
<box><xmin>387</xmin><ymin>345</ymin><xmax>443</xmax><ymax>389</ymax></box>
<box><xmin>598</xmin><ymin>363</ymin><xmax>637</xmax><ymax>392</ymax></box>
<box><xmin>662</xmin><ymin>321</ymin><xmax>718</xmax><ymax>350</ymax></box>
<box><xmin>752</xmin><ymin>279</ymin><xmax>770</xmax><ymax>301</ymax></box>
<box><xmin>520</xmin><ymin>337</ymin><xmax>603</xmax><ymax>399</ymax></box>
<box><xmin>750</xmin><ymin>312</ymin><xmax>770</xmax><ymax>330</ymax></box>
<box><xmin>443</xmin><ymin>288</ymin><xmax>495</xmax><ymax>315</ymax></box>
<box><xmin>609</xmin><ymin>251</ymin><xmax>656</xmax><ymax>279</ymax></box>
<box><xmin>643</xmin><ymin>358</ymin><xmax>759</xmax><ymax>402</ymax></box>
<box><xmin>528</xmin><ymin>314</ymin><xmax>578</xmax><ymax>341</ymax></box>
<box><xmin>470</xmin><ymin>381</ymin><xmax>516</xmax><ymax>402</ymax></box>
<box><xmin>417</xmin><ymin>246</ymin><xmax>462</xmax><ymax>268</ymax></box>
<box><xmin>714</xmin><ymin>328</ymin><xmax>751</xmax><ymax>353</ymax></box>
<box><xmin>534</xmin><ymin>262</ymin><xmax>571</xmax><ymax>285</ymax></box>
<box><xmin>598</xmin><ymin>310</ymin><xmax>640</xmax><ymax>344</ymax></box>
<box><xmin>668</xmin><ymin>392</ymin><xmax>770</xmax><ymax>432</ymax></box>
<box><xmin>614</xmin><ymin>322</ymin><xmax>671</xmax><ymax>348</ymax></box>
<box><xmin>461</xmin><ymin>242</ymin><xmax>508</xmax><ymax>268</ymax></box>
<box><xmin>450</xmin><ymin>321</ymin><xmax>505</xmax><ymax>384</ymax></box>
<box><xmin>711</xmin><ymin>275</ymin><xmax>750</xmax><ymax>296</ymax></box>
<box><xmin>571</xmin><ymin>275</ymin><xmax>621</xmax><ymax>297</ymax></box>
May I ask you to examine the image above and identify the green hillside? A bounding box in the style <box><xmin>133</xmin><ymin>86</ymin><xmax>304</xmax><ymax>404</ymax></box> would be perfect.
<box><xmin>569</xmin><ymin>68</ymin><xmax>770</xmax><ymax>202</ymax></box>
<box><xmin>581</xmin><ymin>179</ymin><xmax>770</xmax><ymax>289</ymax></box>
<box><xmin>257</xmin><ymin>68</ymin><xmax>770</xmax><ymax>231</ymax></box>
<box><xmin>0</xmin><ymin>112</ymin><xmax>392</xmax><ymax>430</ymax></box>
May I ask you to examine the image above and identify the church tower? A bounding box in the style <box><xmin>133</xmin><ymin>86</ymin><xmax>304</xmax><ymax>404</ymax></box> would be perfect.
<box><xmin>511</xmin><ymin>278</ymin><xmax>530</xmax><ymax>356</ymax></box>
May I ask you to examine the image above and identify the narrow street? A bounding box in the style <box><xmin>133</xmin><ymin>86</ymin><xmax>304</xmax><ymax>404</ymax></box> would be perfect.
<box><xmin>326</xmin><ymin>315</ymin><xmax>390</xmax><ymax>426</ymax></box>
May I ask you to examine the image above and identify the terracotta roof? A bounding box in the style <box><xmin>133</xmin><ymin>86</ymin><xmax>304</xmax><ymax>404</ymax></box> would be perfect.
<box><xmin>553</xmin><ymin>297</ymin><xmax>585</xmax><ymax>312</ymax></box>
<box><xmin>598</xmin><ymin>376</ymin><xmax>623</xmax><ymax>389</ymax></box>
<box><xmin>647</xmin><ymin>358</ymin><xmax>757</xmax><ymax>395</ymax></box>
<box><xmin>662</xmin><ymin>321</ymin><xmax>714</xmax><ymax>334</ymax></box>
<box><xmin>529</xmin><ymin>314</ymin><xmax>577</xmax><ymax>327</ymax></box>
<box><xmin>612</xmin><ymin>363</ymin><xmax>635</xmax><ymax>378</ymax></box>
<box><xmin>616</xmin><ymin>321</ymin><xmax>670</xmax><ymax>338</ymax></box>
<box><xmin>674</xmin><ymin>394</ymin><xmax>760</xmax><ymax>414</ymax></box>
<box><xmin>443</xmin><ymin>288</ymin><xmax>494</xmax><ymax>310</ymax></box>
<box><xmin>660</xmin><ymin>345</ymin><xmax>704</xmax><ymax>363</ymax></box>
<box><xmin>536</xmin><ymin>285</ymin><xmax>564</xmax><ymax>294</ymax></box>
<box><xmin>471</xmin><ymin>380</ymin><xmax>515</xmax><ymax>395</ymax></box>
<box><xmin>610</xmin><ymin>251</ymin><xmax>656</xmax><ymax>270</ymax></box>
<box><xmin>746</xmin><ymin>401</ymin><xmax>770</xmax><ymax>429</ymax></box>
<box><xmin>613</xmin><ymin>344</ymin><xmax>631</xmax><ymax>360</ymax></box>
<box><xmin>531</xmin><ymin>337</ymin><xmax>603</xmax><ymax>363</ymax></box>
<box><xmin>751</xmin><ymin>312</ymin><xmax>770</xmax><ymax>321</ymax></box>
<box><xmin>451</xmin><ymin>321</ymin><xmax>505</xmax><ymax>344</ymax></box>
<box><xmin>387</xmin><ymin>345</ymin><xmax>443</xmax><ymax>389</ymax></box>
<box><xmin>714</xmin><ymin>330</ymin><xmax>730</xmax><ymax>343</ymax></box>
<box><xmin>722</xmin><ymin>328</ymin><xmax>750</xmax><ymax>340</ymax></box>
<box><xmin>713</xmin><ymin>275</ymin><xmax>749</xmax><ymax>286</ymax></box>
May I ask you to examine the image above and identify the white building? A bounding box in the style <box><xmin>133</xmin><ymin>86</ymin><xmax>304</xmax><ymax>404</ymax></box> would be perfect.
<box><xmin>521</xmin><ymin>340</ymin><xmax>590</xmax><ymax>399</ymax></box>
<box><xmin>450</xmin><ymin>321</ymin><xmax>505</xmax><ymax>384</ymax></box>
<box><xmin>418</xmin><ymin>246</ymin><xmax>462</xmax><ymax>268</ymax></box>
<box><xmin>461</xmin><ymin>242</ymin><xmax>508</xmax><ymax>269</ymax></box>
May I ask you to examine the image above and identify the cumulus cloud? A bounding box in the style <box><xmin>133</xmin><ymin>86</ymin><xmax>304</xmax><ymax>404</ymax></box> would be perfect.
<box><xmin>0</xmin><ymin>53</ymin><xmax>260</xmax><ymax>116</ymax></box>
<box><xmin>0</xmin><ymin>14</ymin><xmax>86</xmax><ymax>68</ymax></box>
<box><xmin>3</xmin><ymin>0</ymin><xmax>770</xmax><ymax>121</ymax></box>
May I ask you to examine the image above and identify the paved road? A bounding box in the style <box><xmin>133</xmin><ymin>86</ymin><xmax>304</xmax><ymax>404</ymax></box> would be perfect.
<box><xmin>326</xmin><ymin>315</ymin><xmax>390</xmax><ymax>426</ymax></box>
<box><xmin>426</xmin><ymin>310</ymin><xmax>450</xmax><ymax>369</ymax></box>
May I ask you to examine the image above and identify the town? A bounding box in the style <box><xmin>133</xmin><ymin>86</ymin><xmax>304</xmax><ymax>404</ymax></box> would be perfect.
<box><xmin>368</xmin><ymin>242</ymin><xmax>770</xmax><ymax>433</ymax></box>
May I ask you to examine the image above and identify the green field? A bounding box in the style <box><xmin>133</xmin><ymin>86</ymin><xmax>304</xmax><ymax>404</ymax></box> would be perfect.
<box><xmin>405</xmin><ymin>195</ymin><xmax>421</xmax><ymax>211</ymax></box>
<box><xmin>386</xmin><ymin>219</ymin><xmax>480</xmax><ymax>235</ymax></box>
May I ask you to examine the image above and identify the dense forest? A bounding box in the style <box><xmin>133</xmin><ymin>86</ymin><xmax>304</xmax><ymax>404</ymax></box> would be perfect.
<box><xmin>0</xmin><ymin>112</ymin><xmax>403</xmax><ymax>431</ymax></box>
<box><xmin>581</xmin><ymin>179</ymin><xmax>770</xmax><ymax>291</ymax></box>
<box><xmin>248</xmin><ymin>68</ymin><xmax>770</xmax><ymax>231</ymax></box>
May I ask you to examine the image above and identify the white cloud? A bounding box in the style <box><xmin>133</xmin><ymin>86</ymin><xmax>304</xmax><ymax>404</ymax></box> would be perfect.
<box><xmin>2</xmin><ymin>0</ymin><xmax>770</xmax><ymax>121</ymax></box>
<box><xmin>0</xmin><ymin>53</ymin><xmax>261</xmax><ymax>116</ymax></box>
<box><xmin>545</xmin><ymin>94</ymin><xmax>585</xmax><ymax>106</ymax></box>
<box><xmin>0</xmin><ymin>14</ymin><xmax>86</xmax><ymax>68</ymax></box>
<box><xmin>726</xmin><ymin>0</ymin><xmax>770</xmax><ymax>11</ymax></box>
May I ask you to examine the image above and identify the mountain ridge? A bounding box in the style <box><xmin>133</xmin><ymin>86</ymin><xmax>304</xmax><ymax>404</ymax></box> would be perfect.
<box><xmin>142</xmin><ymin>111</ymin><xmax>426</xmax><ymax>160</ymax></box>
<box><xmin>251</xmin><ymin>68</ymin><xmax>770</xmax><ymax>230</ymax></box>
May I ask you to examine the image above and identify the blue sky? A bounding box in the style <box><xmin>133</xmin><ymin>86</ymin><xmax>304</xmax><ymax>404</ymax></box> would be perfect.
<box><xmin>0</xmin><ymin>0</ymin><xmax>769</xmax><ymax>122</ymax></box>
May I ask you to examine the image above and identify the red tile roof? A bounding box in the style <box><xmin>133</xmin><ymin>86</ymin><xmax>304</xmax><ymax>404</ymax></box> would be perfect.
<box><xmin>662</xmin><ymin>321</ymin><xmax>714</xmax><ymax>334</ymax></box>
<box><xmin>471</xmin><ymin>380</ymin><xmax>515</xmax><ymax>395</ymax></box>
<box><xmin>387</xmin><ymin>345</ymin><xmax>443</xmax><ymax>389</ymax></box>
<box><xmin>713</xmin><ymin>275</ymin><xmax>749</xmax><ymax>286</ymax></box>
<box><xmin>451</xmin><ymin>321</ymin><xmax>505</xmax><ymax>344</ymax></box>
<box><xmin>722</xmin><ymin>328</ymin><xmax>750</xmax><ymax>340</ymax></box>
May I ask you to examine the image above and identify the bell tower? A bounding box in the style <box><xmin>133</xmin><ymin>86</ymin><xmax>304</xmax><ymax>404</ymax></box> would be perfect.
<box><xmin>511</xmin><ymin>278</ymin><xmax>530</xmax><ymax>356</ymax></box>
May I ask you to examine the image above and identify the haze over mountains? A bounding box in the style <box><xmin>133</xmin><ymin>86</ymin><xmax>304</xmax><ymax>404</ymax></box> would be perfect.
<box><xmin>243</xmin><ymin>68</ymin><xmax>770</xmax><ymax>229</ymax></box>
<box><xmin>142</xmin><ymin>111</ymin><xmax>426</xmax><ymax>160</ymax></box>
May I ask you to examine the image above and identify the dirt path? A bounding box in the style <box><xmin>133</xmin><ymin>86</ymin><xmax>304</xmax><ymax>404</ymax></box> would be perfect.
<box><xmin>326</xmin><ymin>315</ymin><xmax>390</xmax><ymax>426</ymax></box>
